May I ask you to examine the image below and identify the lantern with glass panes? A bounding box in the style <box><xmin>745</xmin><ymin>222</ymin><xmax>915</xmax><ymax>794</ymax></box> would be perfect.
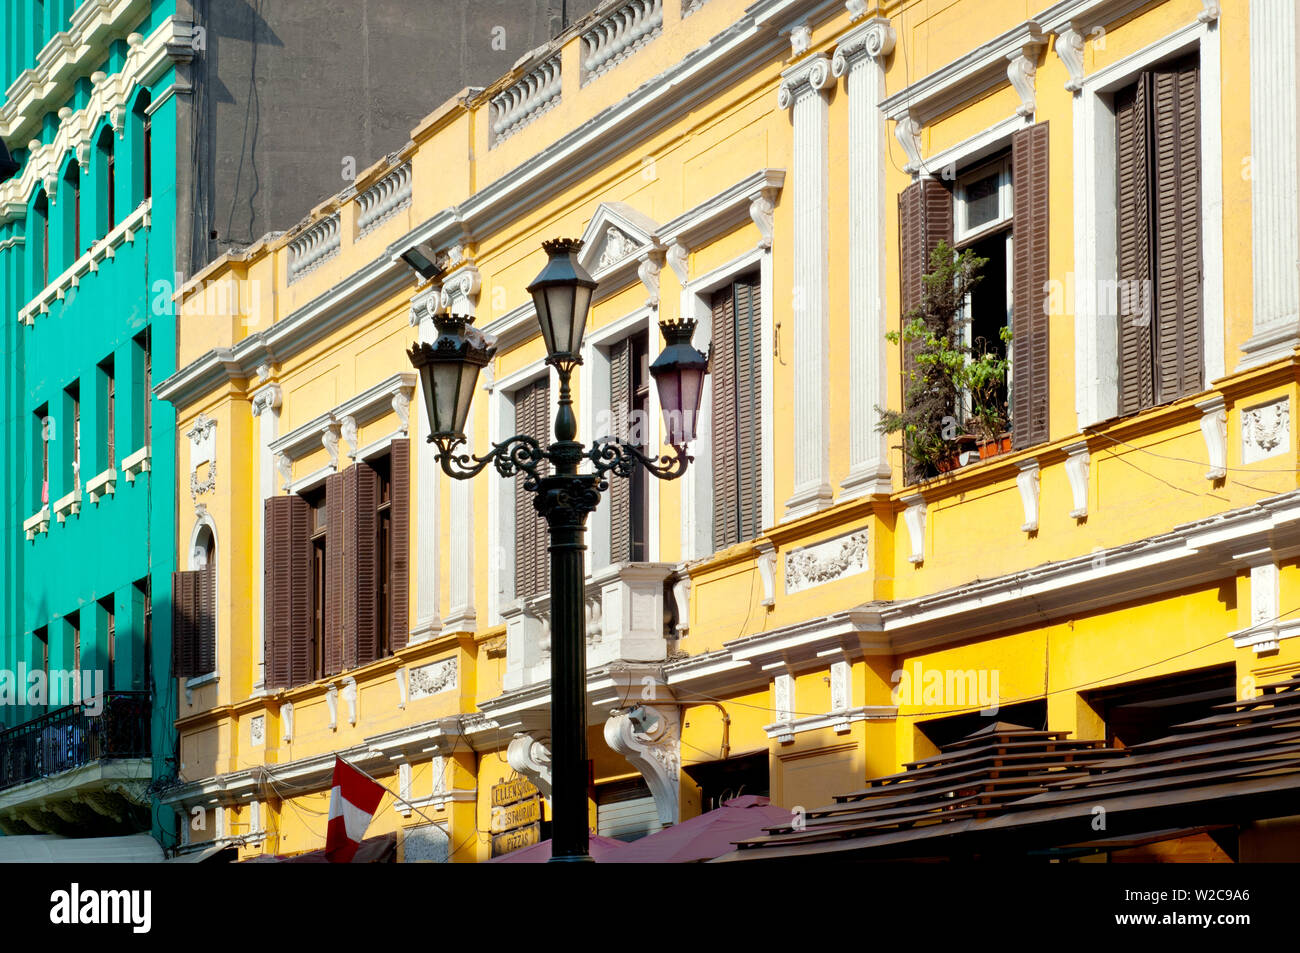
<box><xmin>407</xmin><ymin>238</ymin><xmax>707</xmax><ymax>863</ymax></box>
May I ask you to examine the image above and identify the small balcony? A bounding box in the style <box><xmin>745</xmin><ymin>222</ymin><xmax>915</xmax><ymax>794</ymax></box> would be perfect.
<box><xmin>0</xmin><ymin>692</ymin><xmax>152</xmax><ymax>836</ymax></box>
<box><xmin>503</xmin><ymin>562</ymin><xmax>680</xmax><ymax>690</ymax></box>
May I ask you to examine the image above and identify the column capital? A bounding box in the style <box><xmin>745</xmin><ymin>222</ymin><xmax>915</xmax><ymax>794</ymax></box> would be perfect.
<box><xmin>778</xmin><ymin>52</ymin><xmax>834</xmax><ymax>110</ymax></box>
<box><xmin>832</xmin><ymin>17</ymin><xmax>895</xmax><ymax>78</ymax></box>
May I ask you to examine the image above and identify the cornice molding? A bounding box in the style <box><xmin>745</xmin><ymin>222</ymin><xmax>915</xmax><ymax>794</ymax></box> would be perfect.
<box><xmin>0</xmin><ymin>17</ymin><xmax>193</xmax><ymax>225</ymax></box>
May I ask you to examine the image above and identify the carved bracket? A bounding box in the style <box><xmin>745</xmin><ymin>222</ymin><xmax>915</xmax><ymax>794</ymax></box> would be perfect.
<box><xmin>755</xmin><ymin>542</ymin><xmax>777</xmax><ymax>607</ymax></box>
<box><xmin>604</xmin><ymin>705</ymin><xmax>681</xmax><ymax>826</ymax></box>
<box><xmin>507</xmin><ymin>731</ymin><xmax>553</xmax><ymax>799</ymax></box>
<box><xmin>1196</xmin><ymin>395</ymin><xmax>1228</xmax><ymax>480</ymax></box>
<box><xmin>894</xmin><ymin>113</ymin><xmax>924</xmax><ymax>170</ymax></box>
<box><xmin>1064</xmin><ymin>441</ymin><xmax>1090</xmax><ymax>519</ymax></box>
<box><xmin>902</xmin><ymin>494</ymin><xmax>926</xmax><ymax>564</ymax></box>
<box><xmin>1016</xmin><ymin>459</ymin><xmax>1040</xmax><ymax>532</ymax></box>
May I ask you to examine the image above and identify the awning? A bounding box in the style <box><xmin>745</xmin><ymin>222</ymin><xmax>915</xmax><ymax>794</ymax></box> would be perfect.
<box><xmin>0</xmin><ymin>833</ymin><xmax>163</xmax><ymax>863</ymax></box>
<box><xmin>241</xmin><ymin>831</ymin><xmax>397</xmax><ymax>863</ymax></box>
<box><xmin>719</xmin><ymin>676</ymin><xmax>1300</xmax><ymax>861</ymax></box>
<box><xmin>603</xmin><ymin>796</ymin><xmax>793</xmax><ymax>863</ymax></box>
<box><xmin>164</xmin><ymin>843</ymin><xmax>237</xmax><ymax>863</ymax></box>
<box><xmin>488</xmin><ymin>835</ymin><xmax>629</xmax><ymax>863</ymax></box>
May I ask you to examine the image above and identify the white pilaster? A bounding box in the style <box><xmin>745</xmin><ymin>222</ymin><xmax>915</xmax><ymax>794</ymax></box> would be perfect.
<box><xmin>250</xmin><ymin>382</ymin><xmax>281</xmax><ymax>692</ymax></box>
<box><xmin>778</xmin><ymin>52</ymin><xmax>835</xmax><ymax>519</ymax></box>
<box><xmin>834</xmin><ymin>17</ymin><xmax>895</xmax><ymax>500</ymax></box>
<box><xmin>1239</xmin><ymin>0</ymin><xmax>1300</xmax><ymax>368</ymax></box>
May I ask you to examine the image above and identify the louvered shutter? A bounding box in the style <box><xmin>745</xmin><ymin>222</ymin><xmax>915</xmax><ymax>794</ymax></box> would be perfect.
<box><xmin>1152</xmin><ymin>54</ymin><xmax>1202</xmax><ymax>404</ymax></box>
<box><xmin>608</xmin><ymin>337</ymin><xmax>632</xmax><ymax>562</ymax></box>
<box><xmin>324</xmin><ymin>471</ymin><xmax>345</xmax><ymax>676</ymax></box>
<box><xmin>345</xmin><ymin>462</ymin><xmax>381</xmax><ymax>667</ymax></box>
<box><xmin>734</xmin><ymin>274</ymin><xmax>763</xmax><ymax>542</ymax></box>
<box><xmin>1011</xmin><ymin>122</ymin><xmax>1051</xmax><ymax>449</ymax></box>
<box><xmin>514</xmin><ymin>379</ymin><xmax>550</xmax><ymax>600</ymax></box>
<box><xmin>710</xmin><ymin>284</ymin><xmax>739</xmax><ymax>551</ymax></box>
<box><xmin>390</xmin><ymin>439</ymin><xmax>410</xmax><ymax>652</ymax></box>
<box><xmin>265</xmin><ymin>494</ymin><xmax>310</xmax><ymax>689</ymax></box>
<box><xmin>171</xmin><ymin>570</ymin><xmax>199</xmax><ymax>678</ymax></box>
<box><xmin>898</xmin><ymin>178</ymin><xmax>954</xmax><ymax>404</ymax></box>
<box><xmin>1116</xmin><ymin>75</ymin><xmax>1156</xmax><ymax>416</ymax></box>
<box><xmin>197</xmin><ymin>562</ymin><xmax>216</xmax><ymax>676</ymax></box>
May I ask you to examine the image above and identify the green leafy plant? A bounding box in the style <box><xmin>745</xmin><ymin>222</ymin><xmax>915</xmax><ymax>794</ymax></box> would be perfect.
<box><xmin>876</xmin><ymin>240</ymin><xmax>1011</xmax><ymax>481</ymax></box>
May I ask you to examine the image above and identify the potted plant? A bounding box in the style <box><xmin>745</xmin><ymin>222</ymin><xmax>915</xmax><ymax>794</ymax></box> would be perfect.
<box><xmin>877</xmin><ymin>241</ymin><xmax>1011</xmax><ymax>481</ymax></box>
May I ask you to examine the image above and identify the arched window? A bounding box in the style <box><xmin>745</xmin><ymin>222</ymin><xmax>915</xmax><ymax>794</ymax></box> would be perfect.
<box><xmin>62</xmin><ymin>160</ymin><xmax>80</xmax><ymax>265</ymax></box>
<box><xmin>131</xmin><ymin>90</ymin><xmax>152</xmax><ymax>205</ymax></box>
<box><xmin>32</xmin><ymin>190</ymin><xmax>49</xmax><ymax>290</ymax></box>
<box><xmin>96</xmin><ymin>125</ymin><xmax>115</xmax><ymax>234</ymax></box>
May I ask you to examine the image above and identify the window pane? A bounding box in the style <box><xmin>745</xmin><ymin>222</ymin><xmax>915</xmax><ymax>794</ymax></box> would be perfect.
<box><xmin>963</xmin><ymin>172</ymin><xmax>1001</xmax><ymax>231</ymax></box>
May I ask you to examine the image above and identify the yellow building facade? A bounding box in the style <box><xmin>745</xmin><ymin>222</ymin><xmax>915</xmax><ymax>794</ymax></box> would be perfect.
<box><xmin>157</xmin><ymin>0</ymin><xmax>1300</xmax><ymax>861</ymax></box>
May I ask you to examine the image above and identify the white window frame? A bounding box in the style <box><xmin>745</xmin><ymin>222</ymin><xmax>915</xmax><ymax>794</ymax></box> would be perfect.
<box><xmin>186</xmin><ymin>514</ymin><xmax>219</xmax><ymax>686</ymax></box>
<box><xmin>953</xmin><ymin>154</ymin><xmax>1014</xmax><ymax>244</ymax></box>
<box><xmin>488</xmin><ymin>361</ymin><xmax>555</xmax><ymax>623</ymax></box>
<box><xmin>581</xmin><ymin>308</ymin><xmax>661</xmax><ymax>572</ymax></box>
<box><xmin>679</xmin><ymin>247</ymin><xmax>774</xmax><ymax>561</ymax></box>
<box><xmin>1073</xmin><ymin>18</ymin><xmax>1224</xmax><ymax>430</ymax></box>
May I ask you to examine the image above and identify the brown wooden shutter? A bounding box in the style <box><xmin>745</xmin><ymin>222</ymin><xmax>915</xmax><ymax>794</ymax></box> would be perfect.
<box><xmin>390</xmin><ymin>439</ymin><xmax>410</xmax><ymax>652</ymax></box>
<box><xmin>734</xmin><ymin>273</ymin><xmax>763</xmax><ymax>542</ymax></box>
<box><xmin>1152</xmin><ymin>54</ymin><xmax>1202</xmax><ymax>404</ymax></box>
<box><xmin>1011</xmin><ymin>122</ymin><xmax>1051</xmax><ymax>449</ymax></box>
<box><xmin>197</xmin><ymin>563</ymin><xmax>216</xmax><ymax>676</ymax></box>
<box><xmin>710</xmin><ymin>283</ymin><xmax>738</xmax><ymax>551</ymax></box>
<box><xmin>514</xmin><ymin>379</ymin><xmax>550</xmax><ymax>599</ymax></box>
<box><xmin>1116</xmin><ymin>75</ymin><xmax>1155</xmax><ymax>416</ymax></box>
<box><xmin>265</xmin><ymin>494</ymin><xmax>311</xmax><ymax>689</ymax></box>
<box><xmin>608</xmin><ymin>337</ymin><xmax>632</xmax><ymax>562</ymax></box>
<box><xmin>171</xmin><ymin>570</ymin><xmax>199</xmax><ymax>678</ymax></box>
<box><xmin>898</xmin><ymin>178</ymin><xmax>954</xmax><ymax>401</ymax></box>
<box><xmin>324</xmin><ymin>472</ymin><xmax>345</xmax><ymax>676</ymax></box>
<box><xmin>344</xmin><ymin>462</ymin><xmax>381</xmax><ymax>667</ymax></box>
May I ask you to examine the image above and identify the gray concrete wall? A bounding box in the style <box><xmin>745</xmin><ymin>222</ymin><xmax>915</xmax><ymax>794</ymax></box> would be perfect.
<box><xmin>180</xmin><ymin>0</ymin><xmax>601</xmax><ymax>274</ymax></box>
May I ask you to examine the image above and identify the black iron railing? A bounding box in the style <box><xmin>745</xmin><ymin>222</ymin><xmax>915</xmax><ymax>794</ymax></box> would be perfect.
<box><xmin>0</xmin><ymin>692</ymin><xmax>151</xmax><ymax>792</ymax></box>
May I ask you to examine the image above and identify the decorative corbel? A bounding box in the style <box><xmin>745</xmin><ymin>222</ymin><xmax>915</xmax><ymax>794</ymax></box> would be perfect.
<box><xmin>325</xmin><ymin>683</ymin><xmax>339</xmax><ymax>731</ymax></box>
<box><xmin>1197</xmin><ymin>396</ymin><xmax>1228</xmax><ymax>481</ymax></box>
<box><xmin>339</xmin><ymin>415</ymin><xmax>358</xmax><ymax>462</ymax></box>
<box><xmin>902</xmin><ymin>493</ymin><xmax>926</xmax><ymax>564</ymax></box>
<box><xmin>1007</xmin><ymin>33</ymin><xmax>1046</xmax><ymax>119</ymax></box>
<box><xmin>280</xmin><ymin>701</ymin><xmax>294</xmax><ymax>743</ymax></box>
<box><xmin>1198</xmin><ymin>1</ymin><xmax>1220</xmax><ymax>23</ymax></box>
<box><xmin>671</xmin><ymin>572</ymin><xmax>691</xmax><ymax>636</ymax></box>
<box><xmin>1055</xmin><ymin>26</ymin><xmax>1086</xmax><ymax>92</ymax></box>
<box><xmin>322</xmin><ymin>420</ymin><xmax>342</xmax><ymax>470</ymax></box>
<box><xmin>894</xmin><ymin>114</ymin><xmax>924</xmax><ymax>170</ymax></box>
<box><xmin>1016</xmin><ymin>459</ymin><xmax>1041</xmax><ymax>532</ymax></box>
<box><xmin>748</xmin><ymin>188</ymin><xmax>777</xmax><ymax>250</ymax></box>
<box><xmin>394</xmin><ymin>667</ymin><xmax>408</xmax><ymax>709</ymax></box>
<box><xmin>604</xmin><ymin>706</ymin><xmax>681</xmax><ymax>826</ymax></box>
<box><xmin>637</xmin><ymin>247</ymin><xmax>665</xmax><ymax>308</ymax></box>
<box><xmin>276</xmin><ymin>453</ymin><xmax>293</xmax><ymax>493</ymax></box>
<box><xmin>341</xmin><ymin>676</ymin><xmax>358</xmax><ymax>726</ymax></box>
<box><xmin>788</xmin><ymin>22</ymin><xmax>812</xmax><ymax>58</ymax></box>
<box><xmin>1064</xmin><ymin>441</ymin><xmax>1091</xmax><ymax>519</ymax></box>
<box><xmin>506</xmin><ymin>731</ymin><xmax>553</xmax><ymax>798</ymax></box>
<box><xmin>391</xmin><ymin>386</ymin><xmax>412</xmax><ymax>434</ymax></box>
<box><xmin>665</xmin><ymin>242</ymin><xmax>689</xmax><ymax>284</ymax></box>
<box><xmin>755</xmin><ymin>541</ymin><xmax>777</xmax><ymax>607</ymax></box>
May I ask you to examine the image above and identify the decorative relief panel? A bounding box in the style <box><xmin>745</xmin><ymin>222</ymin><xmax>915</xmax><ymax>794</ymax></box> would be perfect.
<box><xmin>249</xmin><ymin>715</ymin><xmax>265</xmax><ymax>748</ymax></box>
<box><xmin>187</xmin><ymin>415</ymin><xmax>217</xmax><ymax>501</ymax></box>
<box><xmin>1242</xmin><ymin>398</ymin><xmax>1290</xmax><ymax>463</ymax></box>
<box><xmin>784</xmin><ymin>529</ymin><xmax>869</xmax><ymax>594</ymax></box>
<box><xmin>409</xmin><ymin>658</ymin><xmax>458</xmax><ymax>699</ymax></box>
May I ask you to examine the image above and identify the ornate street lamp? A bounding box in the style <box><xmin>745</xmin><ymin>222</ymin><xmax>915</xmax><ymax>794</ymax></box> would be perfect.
<box><xmin>408</xmin><ymin>239</ymin><xmax>708</xmax><ymax>862</ymax></box>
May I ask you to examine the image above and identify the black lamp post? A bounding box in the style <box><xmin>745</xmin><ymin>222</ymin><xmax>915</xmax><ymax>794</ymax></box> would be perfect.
<box><xmin>408</xmin><ymin>238</ymin><xmax>708</xmax><ymax>863</ymax></box>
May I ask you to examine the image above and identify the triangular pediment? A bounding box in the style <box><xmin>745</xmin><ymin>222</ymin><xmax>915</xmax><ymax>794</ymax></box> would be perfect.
<box><xmin>578</xmin><ymin>202</ymin><xmax>660</xmax><ymax>284</ymax></box>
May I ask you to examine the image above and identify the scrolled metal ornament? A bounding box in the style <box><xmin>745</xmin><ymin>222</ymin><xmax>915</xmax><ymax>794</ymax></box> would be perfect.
<box><xmin>432</xmin><ymin>434</ymin><xmax>545</xmax><ymax>487</ymax></box>
<box><xmin>587</xmin><ymin>438</ymin><xmax>692</xmax><ymax>481</ymax></box>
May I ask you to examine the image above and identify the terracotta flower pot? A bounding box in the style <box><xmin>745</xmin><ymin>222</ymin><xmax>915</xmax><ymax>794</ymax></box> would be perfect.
<box><xmin>977</xmin><ymin>433</ymin><xmax>1013</xmax><ymax>460</ymax></box>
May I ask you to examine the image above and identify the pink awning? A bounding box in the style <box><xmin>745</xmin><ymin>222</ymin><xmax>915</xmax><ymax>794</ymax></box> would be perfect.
<box><xmin>603</xmin><ymin>796</ymin><xmax>792</xmax><ymax>864</ymax></box>
<box><xmin>489</xmin><ymin>835</ymin><xmax>630</xmax><ymax>863</ymax></box>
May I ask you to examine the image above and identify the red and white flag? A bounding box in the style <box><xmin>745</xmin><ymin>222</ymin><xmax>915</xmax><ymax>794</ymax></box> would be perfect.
<box><xmin>324</xmin><ymin>758</ymin><xmax>387</xmax><ymax>863</ymax></box>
